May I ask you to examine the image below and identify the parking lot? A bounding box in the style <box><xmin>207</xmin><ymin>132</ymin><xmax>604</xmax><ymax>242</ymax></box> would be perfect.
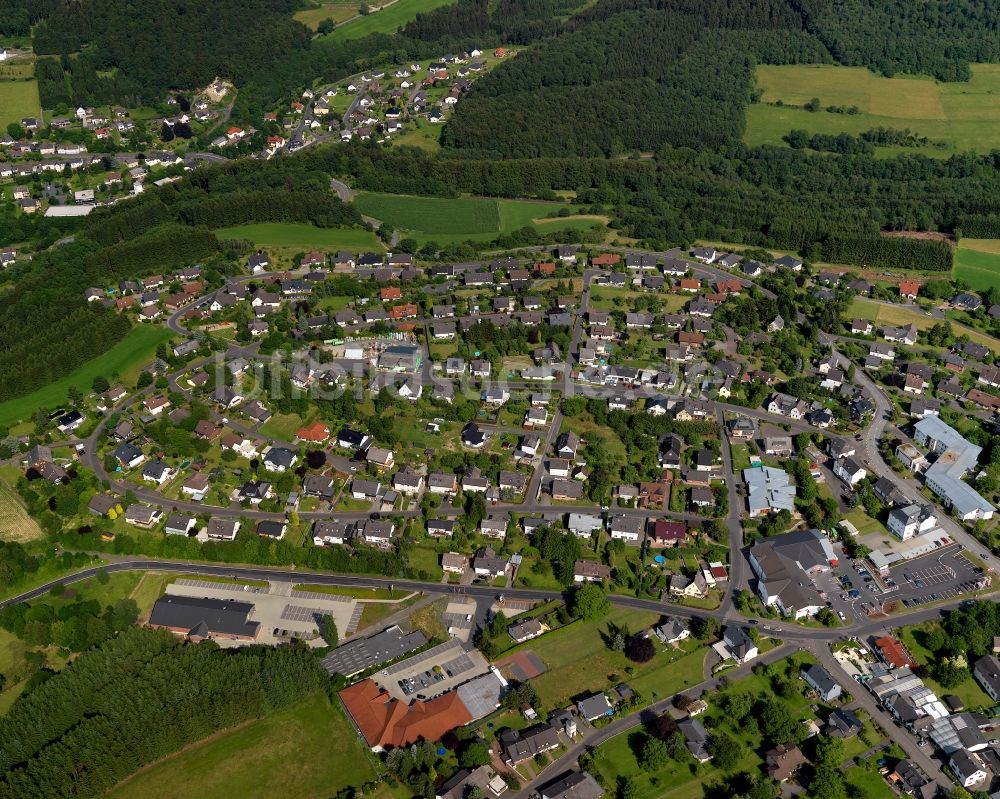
<box><xmin>808</xmin><ymin>544</ymin><xmax>988</xmax><ymax>620</ymax></box>
<box><xmin>890</xmin><ymin>545</ymin><xmax>989</xmax><ymax>609</ymax></box>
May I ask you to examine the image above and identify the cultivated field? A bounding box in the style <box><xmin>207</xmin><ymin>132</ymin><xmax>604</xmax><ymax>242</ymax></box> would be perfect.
<box><xmin>105</xmin><ymin>696</ymin><xmax>377</xmax><ymax>799</ymax></box>
<box><xmin>954</xmin><ymin>239</ymin><xmax>1000</xmax><ymax>290</ymax></box>
<box><xmin>324</xmin><ymin>0</ymin><xmax>459</xmax><ymax>42</ymax></box>
<box><xmin>293</xmin><ymin>1</ymin><xmax>359</xmax><ymax>28</ymax></box>
<box><xmin>214</xmin><ymin>222</ymin><xmax>382</xmax><ymax>251</ymax></box>
<box><xmin>746</xmin><ymin>63</ymin><xmax>1000</xmax><ymax>156</ymax></box>
<box><xmin>0</xmin><ymin>325</ymin><xmax>173</xmax><ymax>428</ymax></box>
<box><xmin>0</xmin><ymin>78</ymin><xmax>40</xmax><ymax>128</ymax></box>
<box><xmin>353</xmin><ymin>192</ymin><xmax>608</xmax><ymax>243</ymax></box>
<box><xmin>0</xmin><ymin>480</ymin><xmax>42</xmax><ymax>543</ymax></box>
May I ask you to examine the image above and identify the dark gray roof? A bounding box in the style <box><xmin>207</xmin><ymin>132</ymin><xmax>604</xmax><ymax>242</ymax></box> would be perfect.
<box><xmin>149</xmin><ymin>595</ymin><xmax>259</xmax><ymax>638</ymax></box>
<box><xmin>321</xmin><ymin>624</ymin><xmax>427</xmax><ymax>676</ymax></box>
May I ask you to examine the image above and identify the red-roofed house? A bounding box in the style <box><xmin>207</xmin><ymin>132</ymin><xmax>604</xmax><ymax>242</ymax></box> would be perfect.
<box><xmin>715</xmin><ymin>279</ymin><xmax>742</xmax><ymax>295</ymax></box>
<box><xmin>296</xmin><ymin>421</ymin><xmax>330</xmax><ymax>443</ymax></box>
<box><xmin>899</xmin><ymin>280</ymin><xmax>920</xmax><ymax>300</ymax></box>
<box><xmin>874</xmin><ymin>635</ymin><xmax>916</xmax><ymax>668</ymax></box>
<box><xmin>678</xmin><ymin>278</ymin><xmax>701</xmax><ymax>292</ymax></box>
<box><xmin>649</xmin><ymin>520</ymin><xmax>688</xmax><ymax>547</ymax></box>
<box><xmin>340</xmin><ymin>679</ymin><xmax>473</xmax><ymax>750</ymax></box>
<box><xmin>381</xmin><ymin>286</ymin><xmax>402</xmax><ymax>301</ymax></box>
<box><xmin>592</xmin><ymin>253</ymin><xmax>620</xmax><ymax>266</ymax></box>
<box><xmin>390</xmin><ymin>303</ymin><xmax>419</xmax><ymax>320</ymax></box>
<box><xmin>535</xmin><ymin>262</ymin><xmax>556</xmax><ymax>276</ymax></box>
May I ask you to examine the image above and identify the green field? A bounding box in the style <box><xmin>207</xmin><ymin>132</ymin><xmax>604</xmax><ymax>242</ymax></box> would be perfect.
<box><xmin>954</xmin><ymin>239</ymin><xmax>1000</xmax><ymax>290</ymax></box>
<box><xmin>510</xmin><ymin>608</ymin><xmax>706</xmax><ymax>709</ymax></box>
<box><xmin>746</xmin><ymin>63</ymin><xmax>1000</xmax><ymax>156</ymax></box>
<box><xmin>353</xmin><ymin>192</ymin><xmax>607</xmax><ymax>244</ymax></box>
<box><xmin>293</xmin><ymin>1</ymin><xmax>359</xmax><ymax>28</ymax></box>
<box><xmin>0</xmin><ymin>78</ymin><xmax>40</xmax><ymax>128</ymax></box>
<box><xmin>105</xmin><ymin>695</ymin><xmax>378</xmax><ymax>799</ymax></box>
<box><xmin>324</xmin><ymin>0</ymin><xmax>458</xmax><ymax>41</ymax></box>
<box><xmin>0</xmin><ymin>324</ymin><xmax>173</xmax><ymax>428</ymax></box>
<box><xmin>214</xmin><ymin>223</ymin><xmax>382</xmax><ymax>250</ymax></box>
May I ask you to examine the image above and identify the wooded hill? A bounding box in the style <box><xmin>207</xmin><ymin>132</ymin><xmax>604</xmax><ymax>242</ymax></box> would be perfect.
<box><xmin>33</xmin><ymin>0</ymin><xmax>310</xmax><ymax>107</ymax></box>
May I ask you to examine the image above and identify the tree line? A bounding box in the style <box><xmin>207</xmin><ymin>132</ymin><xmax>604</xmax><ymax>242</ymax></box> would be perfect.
<box><xmin>0</xmin><ymin>626</ymin><xmax>326</xmax><ymax>799</ymax></box>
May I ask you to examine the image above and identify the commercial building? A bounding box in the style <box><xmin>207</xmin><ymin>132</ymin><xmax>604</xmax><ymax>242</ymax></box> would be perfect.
<box><xmin>148</xmin><ymin>595</ymin><xmax>259</xmax><ymax>641</ymax></box>
<box><xmin>748</xmin><ymin>529</ymin><xmax>835</xmax><ymax>618</ymax></box>
<box><xmin>913</xmin><ymin>417</ymin><xmax>994</xmax><ymax>521</ymax></box>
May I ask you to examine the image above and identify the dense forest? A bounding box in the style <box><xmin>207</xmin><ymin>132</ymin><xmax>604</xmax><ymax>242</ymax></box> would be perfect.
<box><xmin>33</xmin><ymin>0</ymin><xmax>310</xmax><ymax>107</ymax></box>
<box><xmin>0</xmin><ymin>627</ymin><xmax>326</xmax><ymax>799</ymax></box>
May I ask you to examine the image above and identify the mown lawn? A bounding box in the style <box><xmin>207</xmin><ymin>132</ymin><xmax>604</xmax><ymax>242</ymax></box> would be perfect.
<box><xmin>214</xmin><ymin>223</ymin><xmax>382</xmax><ymax>250</ymax></box>
<box><xmin>0</xmin><ymin>325</ymin><xmax>173</xmax><ymax>427</ymax></box>
<box><xmin>0</xmin><ymin>78</ymin><xmax>40</xmax><ymax>128</ymax></box>
<box><xmin>105</xmin><ymin>695</ymin><xmax>379</xmax><ymax>799</ymax></box>
<box><xmin>746</xmin><ymin>63</ymin><xmax>1000</xmax><ymax>157</ymax></box>
<box><xmin>510</xmin><ymin>608</ymin><xmax>705</xmax><ymax>709</ymax></box>
<box><xmin>953</xmin><ymin>239</ymin><xmax>1000</xmax><ymax>290</ymax></box>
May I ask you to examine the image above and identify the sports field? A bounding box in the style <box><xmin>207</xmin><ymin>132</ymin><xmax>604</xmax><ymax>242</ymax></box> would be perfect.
<box><xmin>0</xmin><ymin>79</ymin><xmax>40</xmax><ymax>128</ymax></box>
<box><xmin>105</xmin><ymin>695</ymin><xmax>378</xmax><ymax>799</ymax></box>
<box><xmin>0</xmin><ymin>325</ymin><xmax>172</xmax><ymax>428</ymax></box>
<box><xmin>954</xmin><ymin>239</ymin><xmax>1000</xmax><ymax>290</ymax></box>
<box><xmin>746</xmin><ymin>63</ymin><xmax>1000</xmax><ymax>156</ymax></box>
<box><xmin>324</xmin><ymin>0</ymin><xmax>458</xmax><ymax>42</ymax></box>
<box><xmin>353</xmin><ymin>192</ymin><xmax>608</xmax><ymax>244</ymax></box>
<box><xmin>214</xmin><ymin>222</ymin><xmax>382</xmax><ymax>250</ymax></box>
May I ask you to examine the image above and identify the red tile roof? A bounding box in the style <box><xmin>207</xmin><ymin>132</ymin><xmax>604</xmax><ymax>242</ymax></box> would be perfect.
<box><xmin>592</xmin><ymin>254</ymin><xmax>620</xmax><ymax>266</ymax></box>
<box><xmin>899</xmin><ymin>280</ymin><xmax>920</xmax><ymax>297</ymax></box>
<box><xmin>296</xmin><ymin>421</ymin><xmax>330</xmax><ymax>442</ymax></box>
<box><xmin>874</xmin><ymin>635</ymin><xmax>916</xmax><ymax>668</ymax></box>
<box><xmin>340</xmin><ymin>679</ymin><xmax>473</xmax><ymax>749</ymax></box>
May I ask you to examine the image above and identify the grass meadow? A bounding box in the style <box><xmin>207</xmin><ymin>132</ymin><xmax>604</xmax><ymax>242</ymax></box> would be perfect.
<box><xmin>953</xmin><ymin>239</ymin><xmax>1000</xmax><ymax>290</ymax></box>
<box><xmin>746</xmin><ymin>63</ymin><xmax>1000</xmax><ymax>156</ymax></box>
<box><xmin>214</xmin><ymin>222</ymin><xmax>382</xmax><ymax>251</ymax></box>
<box><xmin>104</xmin><ymin>695</ymin><xmax>378</xmax><ymax>799</ymax></box>
<box><xmin>0</xmin><ymin>77</ymin><xmax>40</xmax><ymax>128</ymax></box>
<box><xmin>352</xmin><ymin>192</ymin><xmax>608</xmax><ymax>244</ymax></box>
<box><xmin>293</xmin><ymin>1</ymin><xmax>359</xmax><ymax>28</ymax></box>
<box><xmin>848</xmin><ymin>296</ymin><xmax>1000</xmax><ymax>354</ymax></box>
<box><xmin>0</xmin><ymin>325</ymin><xmax>173</xmax><ymax>428</ymax></box>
